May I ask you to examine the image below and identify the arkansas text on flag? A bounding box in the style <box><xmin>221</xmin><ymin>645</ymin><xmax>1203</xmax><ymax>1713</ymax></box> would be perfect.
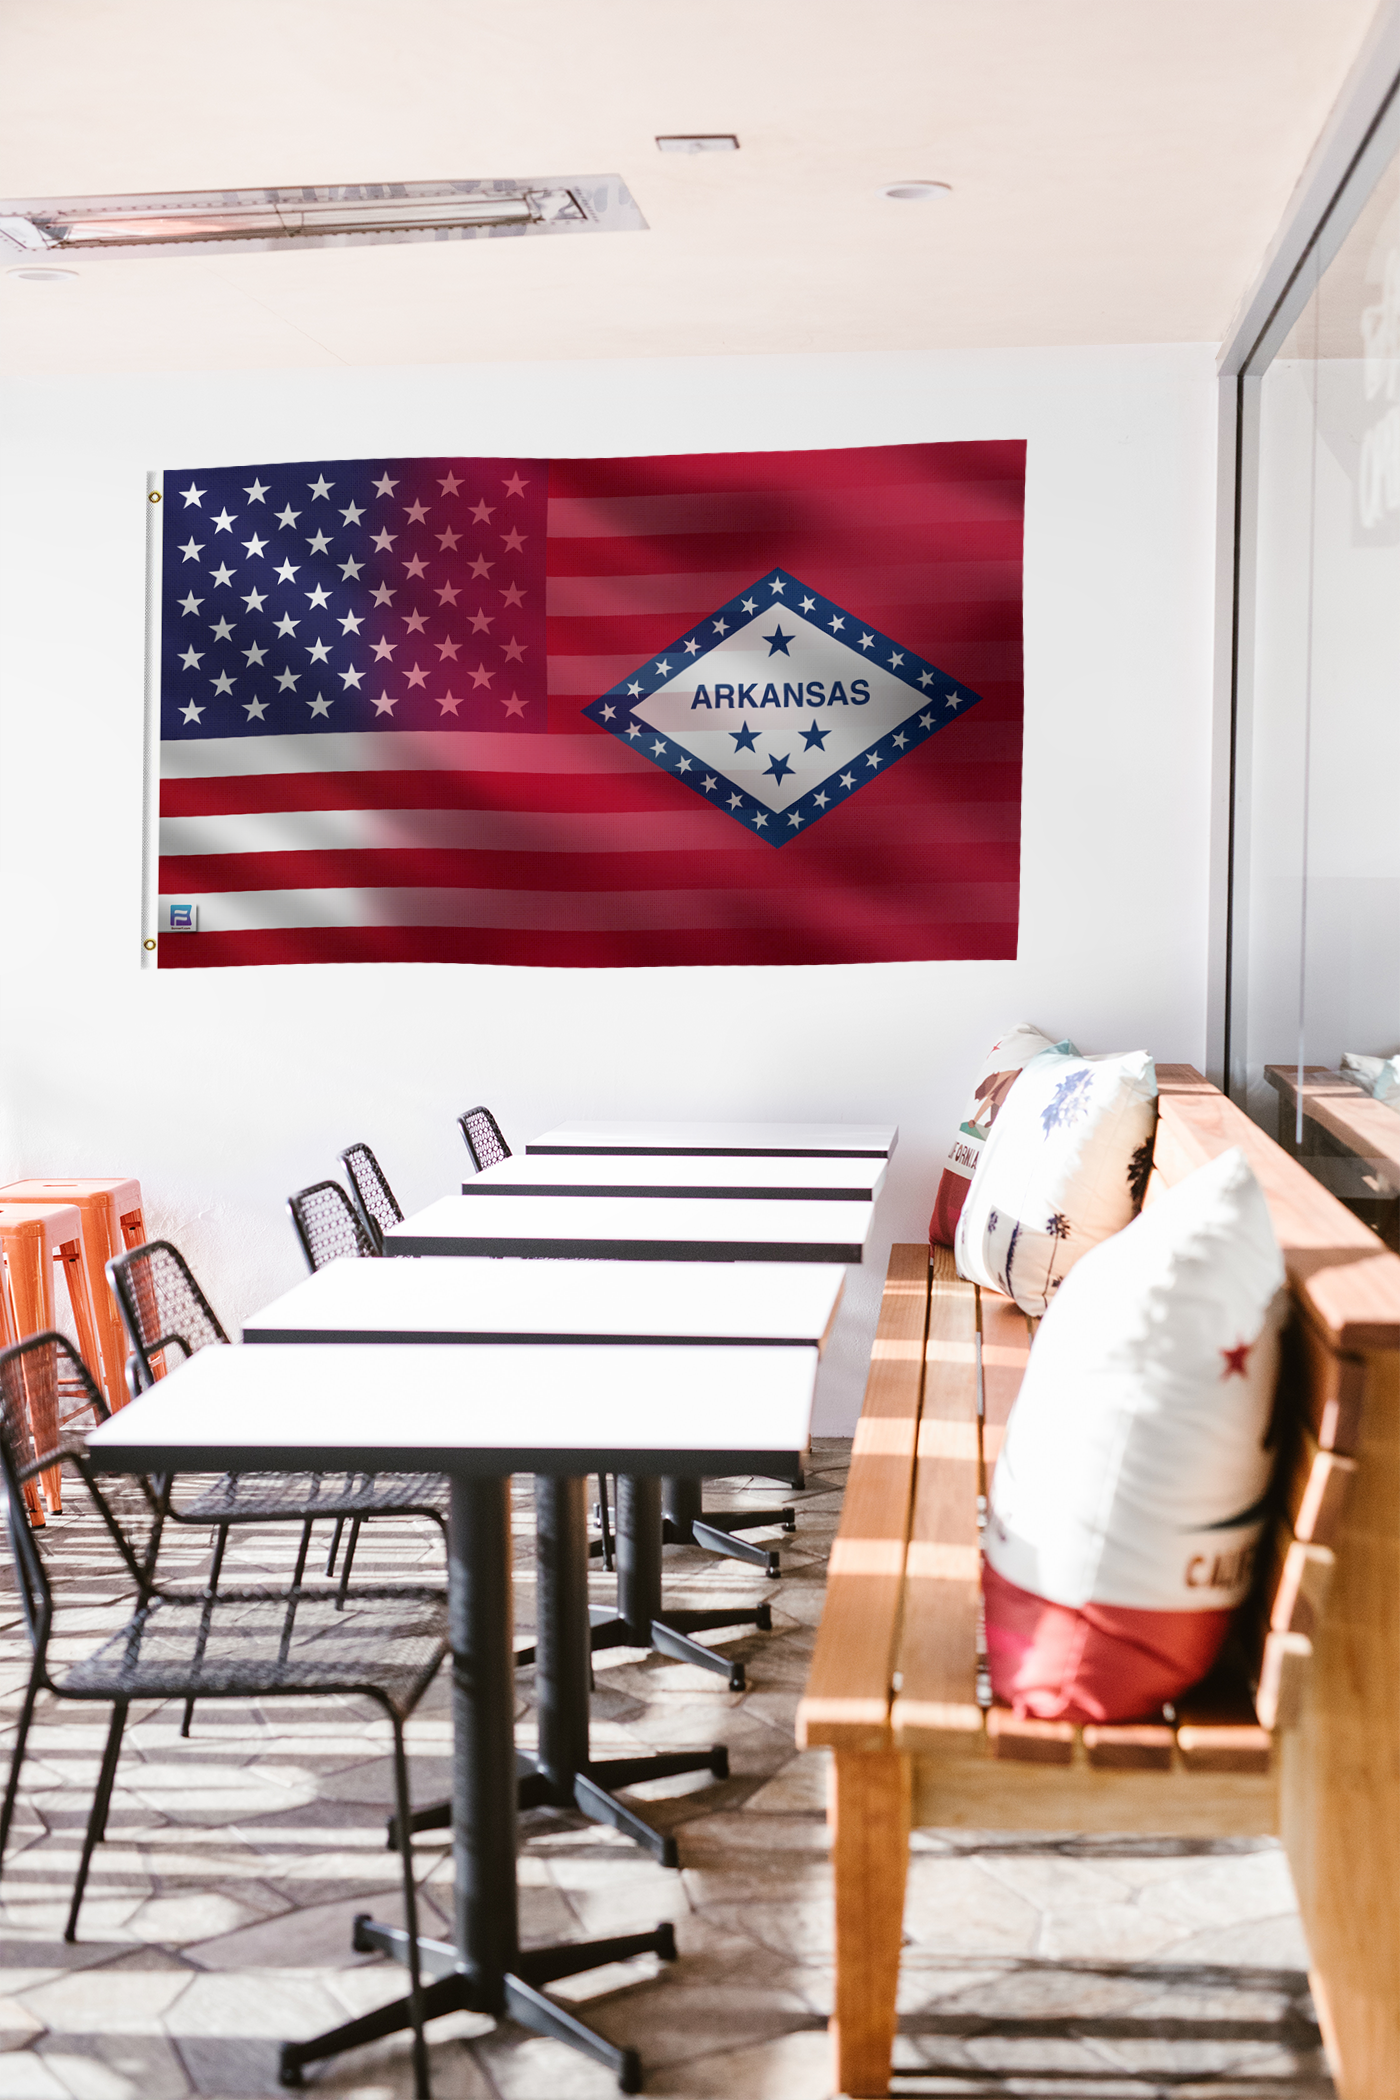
<box><xmin>155</xmin><ymin>443</ymin><xmax>1025</xmax><ymax>967</ymax></box>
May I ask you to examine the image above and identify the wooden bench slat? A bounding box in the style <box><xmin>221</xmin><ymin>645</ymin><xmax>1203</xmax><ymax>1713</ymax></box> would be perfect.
<box><xmin>979</xmin><ymin>1288</ymin><xmax>1032</xmax><ymax>1479</ymax></box>
<box><xmin>987</xmin><ymin>1708</ymin><xmax>1073</xmax><ymax>1764</ymax></box>
<box><xmin>1268</xmin><ymin>1536</ymin><xmax>1335</xmax><ymax>1641</ymax></box>
<box><xmin>1172</xmin><ymin>1673</ymin><xmax>1273</xmax><ymax>1773</ymax></box>
<box><xmin>1284</xmin><ymin>1307</ymin><xmax>1366</xmax><ymax>1456</ymax></box>
<box><xmin>1082</xmin><ymin>1723</ymin><xmax>1175</xmax><ymax>1770</ymax></box>
<box><xmin>797</xmin><ymin>1242</ymin><xmax>929</xmax><ymax>1751</ymax></box>
<box><xmin>1257</xmin><ymin>1629</ymin><xmax>1313</xmax><ymax>1732</ymax></box>
<box><xmin>1283</xmin><ymin>1422</ymin><xmax>1358</xmax><ymax>1544</ymax></box>
<box><xmin>890</xmin><ymin>1249</ymin><xmax>982</xmax><ymax>1748</ymax></box>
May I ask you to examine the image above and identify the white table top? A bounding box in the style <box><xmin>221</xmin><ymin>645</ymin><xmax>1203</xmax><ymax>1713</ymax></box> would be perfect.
<box><xmin>525</xmin><ymin>1119</ymin><xmax>897</xmax><ymax>1160</ymax></box>
<box><xmin>86</xmin><ymin>1342</ymin><xmax>817</xmax><ymax>1478</ymax></box>
<box><xmin>384</xmin><ymin>1193</ymin><xmax>874</xmax><ymax>1264</ymax></box>
<box><xmin>243</xmin><ymin>1257</ymin><xmax>844</xmax><ymax>1348</ymax></box>
<box><xmin>464</xmin><ymin>1155</ymin><xmax>887</xmax><ymax>1202</ymax></box>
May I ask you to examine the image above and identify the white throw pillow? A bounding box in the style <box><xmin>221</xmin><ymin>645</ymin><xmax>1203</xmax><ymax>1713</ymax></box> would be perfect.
<box><xmin>928</xmin><ymin>1023</ymin><xmax>1076</xmax><ymax>1246</ymax></box>
<box><xmin>985</xmin><ymin>1146</ymin><xmax>1287</xmax><ymax>1612</ymax></box>
<box><xmin>954</xmin><ymin>1047</ymin><xmax>1158</xmax><ymax>1315</ymax></box>
<box><xmin>1341</xmin><ymin>1050</ymin><xmax>1400</xmax><ymax>1108</ymax></box>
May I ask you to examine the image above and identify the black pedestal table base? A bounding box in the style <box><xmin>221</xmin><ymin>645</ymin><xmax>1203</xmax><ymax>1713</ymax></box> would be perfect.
<box><xmin>395</xmin><ymin>1478</ymin><xmax>736</xmax><ymax>1865</ymax></box>
<box><xmin>659</xmin><ymin>1475</ymin><xmax>795</xmax><ymax>1578</ymax></box>
<box><xmin>589</xmin><ymin>1471</ymin><xmax>802</xmax><ymax>1577</ymax></box>
<box><xmin>278</xmin><ymin>1914</ymin><xmax>675</xmax><ymax>2094</ymax></box>
<box><xmin>287</xmin><ymin>1476</ymin><xmax>673</xmax><ymax>2095</ymax></box>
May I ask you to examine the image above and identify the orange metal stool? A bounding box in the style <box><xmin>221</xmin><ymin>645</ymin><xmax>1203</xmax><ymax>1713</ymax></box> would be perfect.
<box><xmin>0</xmin><ymin>1258</ymin><xmax>41</xmax><ymax>1527</ymax></box>
<box><xmin>0</xmin><ymin>1202</ymin><xmax>106</xmax><ymax>1514</ymax></box>
<box><xmin>0</xmin><ymin>1180</ymin><xmax>146</xmax><ymax>1412</ymax></box>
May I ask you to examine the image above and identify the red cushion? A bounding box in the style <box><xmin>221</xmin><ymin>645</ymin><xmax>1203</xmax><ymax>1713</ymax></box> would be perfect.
<box><xmin>927</xmin><ymin>1169</ymin><xmax>970</xmax><ymax>1250</ymax></box>
<box><xmin>983</xmin><ymin>1561</ymin><xmax>1232</xmax><ymax>1724</ymax></box>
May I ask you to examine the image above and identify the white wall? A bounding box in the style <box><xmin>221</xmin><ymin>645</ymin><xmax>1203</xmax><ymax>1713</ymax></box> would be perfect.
<box><xmin>0</xmin><ymin>343</ymin><xmax>1218</xmax><ymax>1430</ymax></box>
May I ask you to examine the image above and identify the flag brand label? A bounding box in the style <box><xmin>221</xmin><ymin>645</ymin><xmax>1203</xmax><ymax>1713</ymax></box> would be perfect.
<box><xmin>583</xmin><ymin>568</ymin><xmax>981</xmax><ymax>843</ymax></box>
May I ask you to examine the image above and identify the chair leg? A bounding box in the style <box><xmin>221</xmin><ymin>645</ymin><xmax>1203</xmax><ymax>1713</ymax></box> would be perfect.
<box><xmin>65</xmin><ymin>1700</ymin><xmax>128</xmax><ymax>1943</ymax></box>
<box><xmin>0</xmin><ymin>1662</ymin><xmax>43</xmax><ymax>1873</ymax></box>
<box><xmin>596</xmin><ymin>1474</ymin><xmax>614</xmax><ymax>1573</ymax></box>
<box><xmin>336</xmin><ymin>1516</ymin><xmax>363</xmax><ymax>1608</ymax></box>
<box><xmin>182</xmin><ymin>1523</ymin><xmax>230</xmax><ymax>1738</ymax></box>
<box><xmin>390</xmin><ymin>1716</ymin><xmax>430</xmax><ymax>2100</ymax></box>
<box><xmin>291</xmin><ymin>1518</ymin><xmax>315</xmax><ymax>1588</ymax></box>
<box><xmin>324</xmin><ymin>1515</ymin><xmax>345</xmax><ymax>1578</ymax></box>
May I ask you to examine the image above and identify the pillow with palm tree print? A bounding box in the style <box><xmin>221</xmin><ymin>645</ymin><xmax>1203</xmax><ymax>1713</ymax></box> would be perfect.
<box><xmin>954</xmin><ymin>1046</ymin><xmax>1157</xmax><ymax>1315</ymax></box>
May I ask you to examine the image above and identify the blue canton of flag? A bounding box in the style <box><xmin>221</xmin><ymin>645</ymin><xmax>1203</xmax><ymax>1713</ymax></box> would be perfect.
<box><xmin>581</xmin><ymin>568</ymin><xmax>983</xmax><ymax>845</ymax></box>
<box><xmin>161</xmin><ymin>457</ymin><xmax>547</xmax><ymax>739</ymax></box>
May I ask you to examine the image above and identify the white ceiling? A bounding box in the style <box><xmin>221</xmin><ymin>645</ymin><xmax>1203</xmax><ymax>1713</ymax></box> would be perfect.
<box><xmin>0</xmin><ymin>0</ymin><xmax>1382</xmax><ymax>375</ymax></box>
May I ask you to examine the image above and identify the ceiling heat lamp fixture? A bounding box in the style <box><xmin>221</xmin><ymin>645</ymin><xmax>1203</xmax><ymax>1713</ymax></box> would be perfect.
<box><xmin>0</xmin><ymin>176</ymin><xmax>646</xmax><ymax>263</ymax></box>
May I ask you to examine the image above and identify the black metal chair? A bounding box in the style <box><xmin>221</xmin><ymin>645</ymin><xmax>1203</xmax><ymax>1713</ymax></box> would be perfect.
<box><xmin>1</xmin><ymin>1322</ymin><xmax>111</xmax><ymax>1528</ymax></box>
<box><xmin>106</xmin><ymin>1239</ymin><xmax>448</xmax><ymax>1733</ymax></box>
<box><xmin>458</xmin><ymin>1106</ymin><xmax>511</xmax><ymax>1173</ymax></box>
<box><xmin>288</xmin><ymin>1178</ymin><xmax>377</xmax><ymax>1266</ymax></box>
<box><xmin>340</xmin><ymin>1142</ymin><xmax>404</xmax><ymax>1255</ymax></box>
<box><xmin>0</xmin><ymin>1332</ymin><xmax>443</xmax><ymax>2096</ymax></box>
<box><xmin>286</xmin><ymin>1184</ymin><xmax>452</xmax><ymax>1597</ymax></box>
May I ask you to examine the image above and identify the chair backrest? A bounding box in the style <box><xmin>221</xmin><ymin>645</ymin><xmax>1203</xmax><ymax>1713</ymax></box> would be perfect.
<box><xmin>0</xmin><ymin>1337</ymin><xmax>57</xmax><ymax>1650</ymax></box>
<box><xmin>458</xmin><ymin>1105</ymin><xmax>511</xmax><ymax>1174</ymax></box>
<box><xmin>339</xmin><ymin>1142</ymin><xmax>403</xmax><ymax>1254</ymax></box>
<box><xmin>107</xmin><ymin>1240</ymin><xmax>230</xmax><ymax>1390</ymax></box>
<box><xmin>0</xmin><ymin>1334</ymin><xmax>140</xmax><ymax>1657</ymax></box>
<box><xmin>288</xmin><ymin>1179</ymin><xmax>376</xmax><ymax>1271</ymax></box>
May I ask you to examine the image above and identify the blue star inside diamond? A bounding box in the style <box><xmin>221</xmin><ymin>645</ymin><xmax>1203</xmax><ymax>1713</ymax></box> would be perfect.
<box><xmin>800</xmin><ymin>721</ymin><xmax>831</xmax><ymax>751</ymax></box>
<box><xmin>730</xmin><ymin>723</ymin><xmax>760</xmax><ymax>752</ymax></box>
<box><xmin>762</xmin><ymin>625</ymin><xmax>794</xmax><ymax>656</ymax></box>
<box><xmin>763</xmin><ymin>751</ymin><xmax>794</xmax><ymax>784</ymax></box>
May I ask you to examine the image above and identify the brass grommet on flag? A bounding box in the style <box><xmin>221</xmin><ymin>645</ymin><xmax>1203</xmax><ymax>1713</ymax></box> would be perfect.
<box><xmin>148</xmin><ymin>490</ymin><xmax>162</xmax><ymax>504</ymax></box>
<box><xmin>143</xmin><ymin>938</ymin><xmax>157</xmax><ymax>950</ymax></box>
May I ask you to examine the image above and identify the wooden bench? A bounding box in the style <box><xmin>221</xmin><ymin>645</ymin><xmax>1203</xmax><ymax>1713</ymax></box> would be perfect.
<box><xmin>1267</xmin><ymin>1062</ymin><xmax>1400</xmax><ymax>1249</ymax></box>
<box><xmin>798</xmin><ymin>1065</ymin><xmax>1400</xmax><ymax>2099</ymax></box>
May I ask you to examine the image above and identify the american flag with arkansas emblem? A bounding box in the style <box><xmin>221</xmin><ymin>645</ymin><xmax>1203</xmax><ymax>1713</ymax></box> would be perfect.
<box><xmin>154</xmin><ymin>442</ymin><xmax>1025</xmax><ymax>968</ymax></box>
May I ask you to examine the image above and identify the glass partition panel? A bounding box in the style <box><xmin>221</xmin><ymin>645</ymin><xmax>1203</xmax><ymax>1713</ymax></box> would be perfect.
<box><xmin>1239</xmin><ymin>149</ymin><xmax>1400</xmax><ymax>1247</ymax></box>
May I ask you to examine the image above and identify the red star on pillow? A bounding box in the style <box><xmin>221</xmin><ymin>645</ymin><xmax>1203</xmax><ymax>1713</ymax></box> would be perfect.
<box><xmin>1220</xmin><ymin>1341</ymin><xmax>1252</xmax><ymax>1379</ymax></box>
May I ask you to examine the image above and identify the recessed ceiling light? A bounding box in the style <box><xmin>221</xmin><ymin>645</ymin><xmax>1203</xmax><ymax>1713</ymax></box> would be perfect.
<box><xmin>0</xmin><ymin>178</ymin><xmax>647</xmax><ymax>262</ymax></box>
<box><xmin>656</xmin><ymin>136</ymin><xmax>739</xmax><ymax>154</ymax></box>
<box><xmin>5</xmin><ymin>265</ymin><xmax>78</xmax><ymax>282</ymax></box>
<box><xmin>880</xmin><ymin>181</ymin><xmax>952</xmax><ymax>202</ymax></box>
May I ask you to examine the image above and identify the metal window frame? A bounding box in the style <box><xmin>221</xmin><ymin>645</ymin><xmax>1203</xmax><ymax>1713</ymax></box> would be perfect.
<box><xmin>1210</xmin><ymin>0</ymin><xmax>1400</xmax><ymax>1093</ymax></box>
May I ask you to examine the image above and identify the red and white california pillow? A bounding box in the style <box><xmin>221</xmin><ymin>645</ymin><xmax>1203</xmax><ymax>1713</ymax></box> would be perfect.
<box><xmin>983</xmin><ymin>1146</ymin><xmax>1287</xmax><ymax>1723</ymax></box>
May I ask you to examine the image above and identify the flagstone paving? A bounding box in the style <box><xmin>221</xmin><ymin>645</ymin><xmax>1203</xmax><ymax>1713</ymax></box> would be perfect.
<box><xmin>0</xmin><ymin>1443</ymin><xmax>1333</xmax><ymax>2097</ymax></box>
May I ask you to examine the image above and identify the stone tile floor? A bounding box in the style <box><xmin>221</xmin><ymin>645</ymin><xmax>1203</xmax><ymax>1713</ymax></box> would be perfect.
<box><xmin>0</xmin><ymin>1442</ymin><xmax>1333</xmax><ymax>2098</ymax></box>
